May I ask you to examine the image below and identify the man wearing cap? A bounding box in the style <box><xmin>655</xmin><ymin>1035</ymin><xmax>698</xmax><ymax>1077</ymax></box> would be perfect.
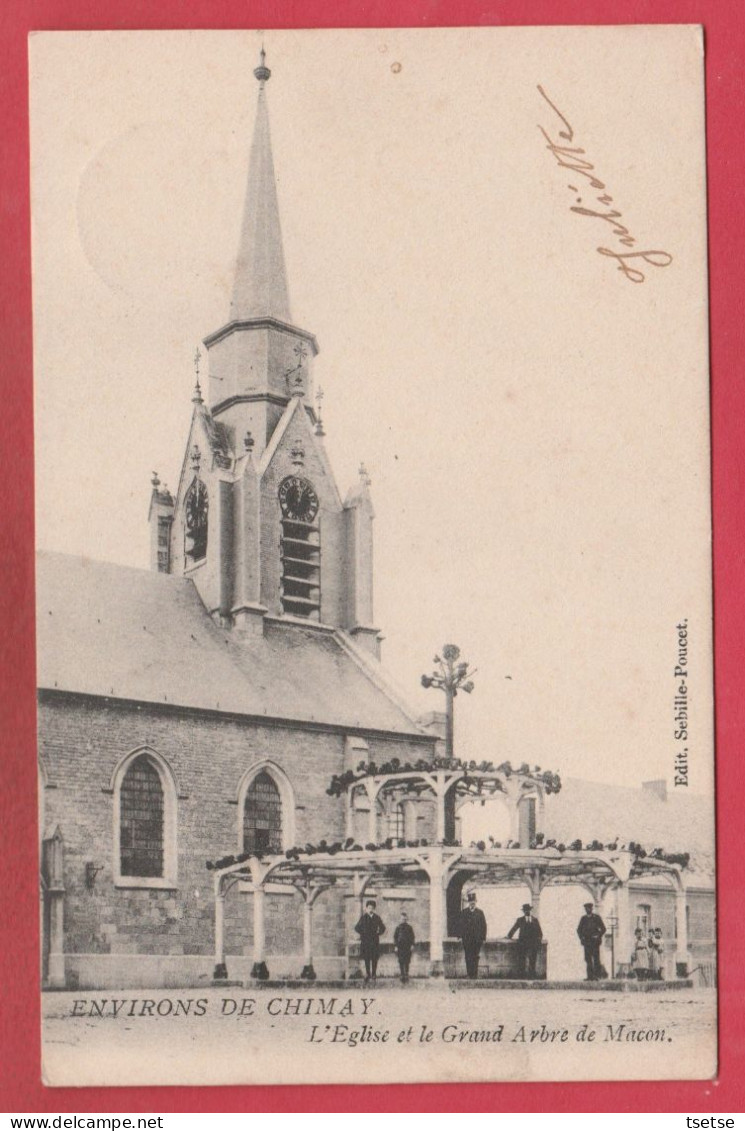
<box><xmin>457</xmin><ymin>891</ymin><xmax>488</xmax><ymax>979</ymax></box>
<box><xmin>507</xmin><ymin>902</ymin><xmax>543</xmax><ymax>979</ymax></box>
<box><xmin>355</xmin><ymin>899</ymin><xmax>386</xmax><ymax>984</ymax></box>
<box><xmin>576</xmin><ymin>901</ymin><xmax>607</xmax><ymax>981</ymax></box>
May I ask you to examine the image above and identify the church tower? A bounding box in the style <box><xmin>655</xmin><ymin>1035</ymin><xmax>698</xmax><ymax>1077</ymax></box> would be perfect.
<box><xmin>149</xmin><ymin>50</ymin><xmax>382</xmax><ymax>658</ymax></box>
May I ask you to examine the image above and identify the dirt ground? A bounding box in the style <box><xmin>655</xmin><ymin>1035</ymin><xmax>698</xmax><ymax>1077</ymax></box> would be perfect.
<box><xmin>42</xmin><ymin>982</ymin><xmax>717</xmax><ymax>1087</ymax></box>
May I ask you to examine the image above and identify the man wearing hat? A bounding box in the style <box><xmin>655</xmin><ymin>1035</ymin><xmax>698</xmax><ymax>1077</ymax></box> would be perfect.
<box><xmin>457</xmin><ymin>891</ymin><xmax>488</xmax><ymax>979</ymax></box>
<box><xmin>355</xmin><ymin>898</ymin><xmax>386</xmax><ymax>983</ymax></box>
<box><xmin>576</xmin><ymin>901</ymin><xmax>607</xmax><ymax>981</ymax></box>
<box><xmin>506</xmin><ymin>902</ymin><xmax>543</xmax><ymax>979</ymax></box>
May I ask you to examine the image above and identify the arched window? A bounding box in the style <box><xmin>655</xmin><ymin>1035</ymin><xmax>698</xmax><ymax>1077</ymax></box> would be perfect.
<box><xmin>112</xmin><ymin>748</ymin><xmax>178</xmax><ymax>888</ymax></box>
<box><xmin>120</xmin><ymin>755</ymin><xmax>164</xmax><ymax>877</ymax></box>
<box><xmin>243</xmin><ymin>770</ymin><xmax>283</xmax><ymax>853</ymax></box>
<box><xmin>184</xmin><ymin>478</ymin><xmax>208</xmax><ymax>562</ymax></box>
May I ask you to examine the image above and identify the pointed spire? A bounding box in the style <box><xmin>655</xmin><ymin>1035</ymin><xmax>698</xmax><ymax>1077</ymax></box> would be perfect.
<box><xmin>230</xmin><ymin>49</ymin><xmax>292</xmax><ymax>323</ymax></box>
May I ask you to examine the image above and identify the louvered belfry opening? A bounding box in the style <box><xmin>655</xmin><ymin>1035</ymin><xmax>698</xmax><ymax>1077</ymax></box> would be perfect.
<box><xmin>184</xmin><ymin>479</ymin><xmax>209</xmax><ymax>563</ymax></box>
<box><xmin>120</xmin><ymin>755</ymin><xmax>164</xmax><ymax>878</ymax></box>
<box><xmin>243</xmin><ymin>771</ymin><xmax>283</xmax><ymax>853</ymax></box>
<box><xmin>280</xmin><ymin>515</ymin><xmax>321</xmax><ymax>619</ymax></box>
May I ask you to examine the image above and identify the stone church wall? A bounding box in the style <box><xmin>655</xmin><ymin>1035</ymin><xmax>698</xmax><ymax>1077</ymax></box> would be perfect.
<box><xmin>39</xmin><ymin>692</ymin><xmax>431</xmax><ymax>987</ymax></box>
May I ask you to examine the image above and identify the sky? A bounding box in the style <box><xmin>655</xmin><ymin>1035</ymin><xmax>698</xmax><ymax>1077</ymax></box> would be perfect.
<box><xmin>29</xmin><ymin>27</ymin><xmax>713</xmax><ymax>793</ymax></box>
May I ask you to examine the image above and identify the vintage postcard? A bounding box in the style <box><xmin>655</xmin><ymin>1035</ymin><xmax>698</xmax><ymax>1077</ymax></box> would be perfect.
<box><xmin>31</xmin><ymin>27</ymin><xmax>715</xmax><ymax>1086</ymax></box>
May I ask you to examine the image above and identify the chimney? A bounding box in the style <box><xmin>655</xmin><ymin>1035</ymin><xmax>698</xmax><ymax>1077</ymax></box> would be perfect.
<box><xmin>642</xmin><ymin>779</ymin><xmax>667</xmax><ymax>802</ymax></box>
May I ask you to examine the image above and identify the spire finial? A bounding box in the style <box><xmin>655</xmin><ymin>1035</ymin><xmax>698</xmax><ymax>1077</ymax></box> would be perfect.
<box><xmin>254</xmin><ymin>46</ymin><xmax>271</xmax><ymax>86</ymax></box>
<box><xmin>192</xmin><ymin>347</ymin><xmax>203</xmax><ymax>404</ymax></box>
<box><xmin>314</xmin><ymin>385</ymin><xmax>325</xmax><ymax>436</ymax></box>
<box><xmin>359</xmin><ymin>463</ymin><xmax>371</xmax><ymax>488</ymax></box>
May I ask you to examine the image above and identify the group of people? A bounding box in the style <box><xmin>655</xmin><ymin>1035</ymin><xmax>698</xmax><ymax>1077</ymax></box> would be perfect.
<box><xmin>353</xmin><ymin>892</ymin><xmax>488</xmax><ymax>984</ymax></box>
<box><xmin>632</xmin><ymin>926</ymin><xmax>667</xmax><ymax>980</ymax></box>
<box><xmin>355</xmin><ymin>893</ymin><xmax>664</xmax><ymax>983</ymax></box>
<box><xmin>354</xmin><ymin>901</ymin><xmax>413</xmax><ymax>984</ymax></box>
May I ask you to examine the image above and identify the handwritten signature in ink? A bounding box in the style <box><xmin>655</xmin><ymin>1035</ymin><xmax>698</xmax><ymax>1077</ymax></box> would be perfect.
<box><xmin>537</xmin><ymin>85</ymin><xmax>673</xmax><ymax>283</ymax></box>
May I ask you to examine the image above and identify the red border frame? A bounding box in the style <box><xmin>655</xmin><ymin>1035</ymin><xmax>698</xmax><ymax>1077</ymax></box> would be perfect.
<box><xmin>2</xmin><ymin>0</ymin><xmax>743</xmax><ymax>1113</ymax></box>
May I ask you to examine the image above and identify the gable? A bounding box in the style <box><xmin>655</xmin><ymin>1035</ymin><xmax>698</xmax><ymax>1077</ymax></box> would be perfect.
<box><xmin>259</xmin><ymin>396</ymin><xmax>342</xmax><ymax>511</ymax></box>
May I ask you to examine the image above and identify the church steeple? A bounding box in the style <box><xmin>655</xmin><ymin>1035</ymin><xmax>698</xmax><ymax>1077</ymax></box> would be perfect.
<box><xmin>158</xmin><ymin>49</ymin><xmax>380</xmax><ymax>655</ymax></box>
<box><xmin>202</xmin><ymin>48</ymin><xmax>318</xmax><ymax>458</ymax></box>
<box><xmin>230</xmin><ymin>50</ymin><xmax>292</xmax><ymax>323</ymax></box>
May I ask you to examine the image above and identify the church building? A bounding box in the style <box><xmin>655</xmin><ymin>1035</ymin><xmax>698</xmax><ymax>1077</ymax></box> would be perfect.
<box><xmin>37</xmin><ymin>51</ymin><xmax>439</xmax><ymax>990</ymax></box>
<box><xmin>37</xmin><ymin>51</ymin><xmax>714</xmax><ymax>992</ymax></box>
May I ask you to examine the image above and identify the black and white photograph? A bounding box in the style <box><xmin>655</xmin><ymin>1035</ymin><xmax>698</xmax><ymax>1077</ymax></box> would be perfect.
<box><xmin>31</xmin><ymin>27</ymin><xmax>715</xmax><ymax>1085</ymax></box>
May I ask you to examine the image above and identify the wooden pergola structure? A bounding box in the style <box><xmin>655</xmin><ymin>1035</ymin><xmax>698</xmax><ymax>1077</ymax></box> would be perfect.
<box><xmin>211</xmin><ymin>840</ymin><xmax>690</xmax><ymax>981</ymax></box>
<box><xmin>341</xmin><ymin>760</ymin><xmax>552</xmax><ymax>846</ymax></box>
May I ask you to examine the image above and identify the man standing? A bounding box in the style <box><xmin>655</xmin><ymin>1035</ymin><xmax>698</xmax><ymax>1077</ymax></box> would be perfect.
<box><xmin>576</xmin><ymin>900</ymin><xmax>607</xmax><ymax>981</ymax></box>
<box><xmin>355</xmin><ymin>898</ymin><xmax>386</xmax><ymax>984</ymax></box>
<box><xmin>507</xmin><ymin>902</ymin><xmax>543</xmax><ymax>978</ymax></box>
<box><xmin>457</xmin><ymin>891</ymin><xmax>488</xmax><ymax>979</ymax></box>
<box><xmin>393</xmin><ymin>910</ymin><xmax>415</xmax><ymax>983</ymax></box>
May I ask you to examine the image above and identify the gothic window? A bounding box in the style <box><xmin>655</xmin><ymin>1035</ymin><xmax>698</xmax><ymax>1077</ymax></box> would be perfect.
<box><xmin>278</xmin><ymin>476</ymin><xmax>320</xmax><ymax>619</ymax></box>
<box><xmin>237</xmin><ymin>763</ymin><xmax>295</xmax><ymax>853</ymax></box>
<box><xmin>243</xmin><ymin>770</ymin><xmax>283</xmax><ymax>854</ymax></box>
<box><xmin>120</xmin><ymin>754</ymin><xmax>164</xmax><ymax>878</ymax></box>
<box><xmin>184</xmin><ymin>479</ymin><xmax>208</xmax><ymax>562</ymax></box>
<box><xmin>113</xmin><ymin>748</ymin><xmax>178</xmax><ymax>888</ymax></box>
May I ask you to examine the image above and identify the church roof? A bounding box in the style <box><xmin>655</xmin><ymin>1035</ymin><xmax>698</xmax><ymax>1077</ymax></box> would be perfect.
<box><xmin>197</xmin><ymin>404</ymin><xmax>232</xmax><ymax>461</ymax></box>
<box><xmin>36</xmin><ymin>551</ymin><xmax>430</xmax><ymax>739</ymax></box>
<box><xmin>230</xmin><ymin>57</ymin><xmax>291</xmax><ymax>323</ymax></box>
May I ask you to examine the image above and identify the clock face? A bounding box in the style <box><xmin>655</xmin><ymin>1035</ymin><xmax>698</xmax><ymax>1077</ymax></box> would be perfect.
<box><xmin>185</xmin><ymin>480</ymin><xmax>208</xmax><ymax>531</ymax></box>
<box><xmin>278</xmin><ymin>476</ymin><xmax>319</xmax><ymax>523</ymax></box>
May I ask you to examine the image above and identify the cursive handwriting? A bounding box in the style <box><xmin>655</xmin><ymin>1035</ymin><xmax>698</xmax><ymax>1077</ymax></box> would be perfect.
<box><xmin>537</xmin><ymin>85</ymin><xmax>673</xmax><ymax>283</ymax></box>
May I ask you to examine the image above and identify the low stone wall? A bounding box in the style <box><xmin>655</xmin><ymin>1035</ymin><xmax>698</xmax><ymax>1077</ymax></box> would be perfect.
<box><xmin>444</xmin><ymin>938</ymin><xmax>547</xmax><ymax>979</ymax></box>
<box><xmin>347</xmin><ymin>938</ymin><xmax>548</xmax><ymax>980</ymax></box>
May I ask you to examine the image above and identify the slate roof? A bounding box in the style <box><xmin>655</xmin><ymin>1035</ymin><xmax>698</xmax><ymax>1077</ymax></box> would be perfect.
<box><xmin>36</xmin><ymin>551</ymin><xmax>430</xmax><ymax>738</ymax></box>
<box><xmin>198</xmin><ymin>406</ymin><xmax>232</xmax><ymax>461</ymax></box>
<box><xmin>544</xmin><ymin>776</ymin><xmax>715</xmax><ymax>881</ymax></box>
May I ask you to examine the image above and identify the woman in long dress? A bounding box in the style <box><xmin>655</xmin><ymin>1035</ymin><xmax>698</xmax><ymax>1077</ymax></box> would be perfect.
<box><xmin>632</xmin><ymin>928</ymin><xmax>650</xmax><ymax>980</ymax></box>
<box><xmin>648</xmin><ymin>930</ymin><xmax>660</xmax><ymax>979</ymax></box>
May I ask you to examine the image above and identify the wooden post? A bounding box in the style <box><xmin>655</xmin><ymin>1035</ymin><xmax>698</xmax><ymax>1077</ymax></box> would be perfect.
<box><xmin>527</xmin><ymin>868</ymin><xmax>543</xmax><ymax>919</ymax></box>
<box><xmin>299</xmin><ymin>890</ymin><xmax>319</xmax><ymax>980</ymax></box>
<box><xmin>675</xmin><ymin>885</ymin><xmax>690</xmax><ymax>976</ymax></box>
<box><xmin>346</xmin><ymin>788</ymin><xmax>355</xmax><ymax>840</ymax></box>
<box><xmin>251</xmin><ymin>883</ymin><xmax>269</xmax><ymax>980</ymax></box>
<box><xmin>428</xmin><ymin>854</ymin><xmax>445</xmax><ymax>977</ymax></box>
<box><xmin>213</xmin><ymin>884</ymin><xmax>227</xmax><ymax>980</ymax></box>
<box><xmin>614</xmin><ymin>881</ymin><xmax>632</xmax><ymax>972</ymax></box>
<box><xmin>435</xmin><ymin>774</ymin><xmax>446</xmax><ymax>844</ymax></box>
<box><xmin>367</xmin><ymin>784</ymin><xmax>378</xmax><ymax>844</ymax></box>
